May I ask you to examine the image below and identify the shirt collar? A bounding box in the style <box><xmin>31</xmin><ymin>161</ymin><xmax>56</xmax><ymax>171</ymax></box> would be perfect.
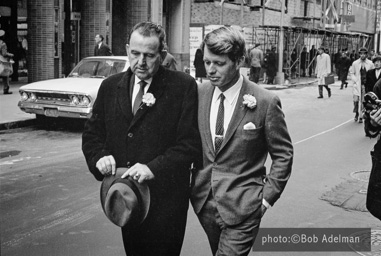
<box><xmin>212</xmin><ymin>75</ymin><xmax>243</xmax><ymax>105</ymax></box>
<box><xmin>134</xmin><ymin>76</ymin><xmax>153</xmax><ymax>87</ymax></box>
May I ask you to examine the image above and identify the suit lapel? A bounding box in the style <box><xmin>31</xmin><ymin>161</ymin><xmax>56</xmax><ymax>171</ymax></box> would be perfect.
<box><xmin>117</xmin><ymin>70</ymin><xmax>134</xmax><ymax>121</ymax></box>
<box><xmin>218</xmin><ymin>78</ymin><xmax>253</xmax><ymax>153</ymax></box>
<box><xmin>199</xmin><ymin>83</ymin><xmax>215</xmax><ymax>157</ymax></box>
<box><xmin>128</xmin><ymin>67</ymin><xmax>166</xmax><ymax>130</ymax></box>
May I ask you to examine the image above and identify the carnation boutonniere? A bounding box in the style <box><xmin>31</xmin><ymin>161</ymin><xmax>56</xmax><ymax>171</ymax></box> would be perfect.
<box><xmin>242</xmin><ymin>94</ymin><xmax>257</xmax><ymax>110</ymax></box>
<box><xmin>142</xmin><ymin>93</ymin><xmax>156</xmax><ymax>107</ymax></box>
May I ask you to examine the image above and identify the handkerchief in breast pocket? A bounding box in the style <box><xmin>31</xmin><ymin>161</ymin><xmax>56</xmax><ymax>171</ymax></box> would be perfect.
<box><xmin>243</xmin><ymin>122</ymin><xmax>256</xmax><ymax>130</ymax></box>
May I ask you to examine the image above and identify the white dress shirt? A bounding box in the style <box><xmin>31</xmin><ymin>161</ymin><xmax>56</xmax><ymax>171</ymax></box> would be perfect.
<box><xmin>131</xmin><ymin>76</ymin><xmax>152</xmax><ymax>110</ymax></box>
<box><xmin>210</xmin><ymin>75</ymin><xmax>243</xmax><ymax>147</ymax></box>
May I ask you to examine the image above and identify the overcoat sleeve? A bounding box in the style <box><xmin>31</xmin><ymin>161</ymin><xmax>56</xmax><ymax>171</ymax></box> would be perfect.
<box><xmin>82</xmin><ymin>81</ymin><xmax>112</xmax><ymax>181</ymax></box>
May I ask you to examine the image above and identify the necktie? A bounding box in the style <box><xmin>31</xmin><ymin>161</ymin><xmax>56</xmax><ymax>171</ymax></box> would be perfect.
<box><xmin>215</xmin><ymin>93</ymin><xmax>225</xmax><ymax>153</ymax></box>
<box><xmin>133</xmin><ymin>80</ymin><xmax>147</xmax><ymax>115</ymax></box>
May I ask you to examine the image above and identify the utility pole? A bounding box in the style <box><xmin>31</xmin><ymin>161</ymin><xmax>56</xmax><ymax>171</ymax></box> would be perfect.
<box><xmin>275</xmin><ymin>0</ymin><xmax>285</xmax><ymax>85</ymax></box>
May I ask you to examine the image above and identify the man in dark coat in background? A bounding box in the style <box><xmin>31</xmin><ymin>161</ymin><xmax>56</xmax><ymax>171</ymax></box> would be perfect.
<box><xmin>94</xmin><ymin>34</ymin><xmax>112</xmax><ymax>56</ymax></box>
<box><xmin>338</xmin><ymin>51</ymin><xmax>352</xmax><ymax>89</ymax></box>
<box><xmin>365</xmin><ymin>55</ymin><xmax>381</xmax><ymax>93</ymax></box>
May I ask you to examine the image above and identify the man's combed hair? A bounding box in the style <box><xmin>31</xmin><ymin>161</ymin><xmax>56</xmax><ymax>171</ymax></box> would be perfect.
<box><xmin>201</xmin><ymin>26</ymin><xmax>246</xmax><ymax>62</ymax></box>
<box><xmin>128</xmin><ymin>21</ymin><xmax>167</xmax><ymax>52</ymax></box>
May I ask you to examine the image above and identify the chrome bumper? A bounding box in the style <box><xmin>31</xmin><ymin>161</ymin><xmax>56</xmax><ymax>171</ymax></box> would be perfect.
<box><xmin>18</xmin><ymin>101</ymin><xmax>92</xmax><ymax>119</ymax></box>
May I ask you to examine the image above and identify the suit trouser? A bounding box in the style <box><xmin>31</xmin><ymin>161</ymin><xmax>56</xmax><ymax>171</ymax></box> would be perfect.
<box><xmin>122</xmin><ymin>192</ymin><xmax>189</xmax><ymax>256</ymax></box>
<box><xmin>367</xmin><ymin>151</ymin><xmax>381</xmax><ymax>221</ymax></box>
<box><xmin>197</xmin><ymin>192</ymin><xmax>261</xmax><ymax>256</ymax></box>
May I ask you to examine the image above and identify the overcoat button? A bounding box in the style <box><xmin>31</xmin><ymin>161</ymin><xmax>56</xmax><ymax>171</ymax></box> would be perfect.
<box><xmin>128</xmin><ymin>133</ymin><xmax>133</xmax><ymax>138</ymax></box>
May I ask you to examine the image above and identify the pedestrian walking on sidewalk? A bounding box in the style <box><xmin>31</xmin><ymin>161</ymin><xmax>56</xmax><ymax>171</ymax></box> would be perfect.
<box><xmin>338</xmin><ymin>51</ymin><xmax>352</xmax><ymax>89</ymax></box>
<box><xmin>0</xmin><ymin>30</ymin><xmax>14</xmax><ymax>95</ymax></box>
<box><xmin>316</xmin><ymin>46</ymin><xmax>332</xmax><ymax>98</ymax></box>
<box><xmin>249</xmin><ymin>43</ymin><xmax>263</xmax><ymax>83</ymax></box>
<box><xmin>349</xmin><ymin>47</ymin><xmax>374</xmax><ymax>122</ymax></box>
<box><xmin>191</xmin><ymin>26</ymin><xmax>293</xmax><ymax>256</ymax></box>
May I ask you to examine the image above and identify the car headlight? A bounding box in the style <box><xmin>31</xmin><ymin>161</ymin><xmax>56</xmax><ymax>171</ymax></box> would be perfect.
<box><xmin>21</xmin><ymin>92</ymin><xmax>29</xmax><ymax>101</ymax></box>
<box><xmin>29</xmin><ymin>93</ymin><xmax>37</xmax><ymax>102</ymax></box>
<box><xmin>81</xmin><ymin>96</ymin><xmax>90</xmax><ymax>106</ymax></box>
<box><xmin>71</xmin><ymin>95</ymin><xmax>80</xmax><ymax>105</ymax></box>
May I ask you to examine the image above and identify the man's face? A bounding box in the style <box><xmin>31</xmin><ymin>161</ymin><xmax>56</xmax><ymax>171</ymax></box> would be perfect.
<box><xmin>374</xmin><ymin>60</ymin><xmax>381</xmax><ymax>70</ymax></box>
<box><xmin>126</xmin><ymin>31</ymin><xmax>164</xmax><ymax>81</ymax></box>
<box><xmin>318</xmin><ymin>48</ymin><xmax>324</xmax><ymax>55</ymax></box>
<box><xmin>203</xmin><ymin>46</ymin><xmax>243</xmax><ymax>92</ymax></box>
<box><xmin>94</xmin><ymin>35</ymin><xmax>101</xmax><ymax>44</ymax></box>
<box><xmin>360</xmin><ymin>52</ymin><xmax>367</xmax><ymax>60</ymax></box>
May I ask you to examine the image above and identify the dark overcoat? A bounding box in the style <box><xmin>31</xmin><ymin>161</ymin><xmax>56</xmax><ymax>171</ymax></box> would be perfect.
<box><xmin>82</xmin><ymin>66</ymin><xmax>201</xmax><ymax>255</ymax></box>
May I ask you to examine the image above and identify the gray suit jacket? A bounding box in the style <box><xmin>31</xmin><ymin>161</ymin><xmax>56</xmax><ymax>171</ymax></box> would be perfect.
<box><xmin>191</xmin><ymin>76</ymin><xmax>293</xmax><ymax>225</ymax></box>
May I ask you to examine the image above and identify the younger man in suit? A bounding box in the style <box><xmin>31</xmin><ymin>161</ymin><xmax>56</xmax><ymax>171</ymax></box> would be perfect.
<box><xmin>191</xmin><ymin>26</ymin><xmax>293</xmax><ymax>256</ymax></box>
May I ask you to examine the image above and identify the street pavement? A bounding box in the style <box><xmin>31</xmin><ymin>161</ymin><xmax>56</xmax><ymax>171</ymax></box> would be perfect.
<box><xmin>0</xmin><ymin>74</ymin><xmax>318</xmax><ymax>130</ymax></box>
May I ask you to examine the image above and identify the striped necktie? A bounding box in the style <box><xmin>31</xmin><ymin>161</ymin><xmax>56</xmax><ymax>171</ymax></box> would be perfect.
<box><xmin>215</xmin><ymin>93</ymin><xmax>225</xmax><ymax>153</ymax></box>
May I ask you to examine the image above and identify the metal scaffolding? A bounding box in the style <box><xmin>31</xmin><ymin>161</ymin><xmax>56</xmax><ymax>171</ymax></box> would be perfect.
<box><xmin>250</xmin><ymin>26</ymin><xmax>373</xmax><ymax>81</ymax></box>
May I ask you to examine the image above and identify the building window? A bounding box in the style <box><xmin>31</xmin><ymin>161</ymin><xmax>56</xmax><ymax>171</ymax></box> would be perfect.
<box><xmin>304</xmin><ymin>0</ymin><xmax>308</xmax><ymax>16</ymax></box>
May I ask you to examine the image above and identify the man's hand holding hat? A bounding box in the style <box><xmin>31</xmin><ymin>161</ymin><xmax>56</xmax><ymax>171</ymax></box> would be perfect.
<box><xmin>121</xmin><ymin>163</ymin><xmax>155</xmax><ymax>183</ymax></box>
<box><xmin>96</xmin><ymin>155</ymin><xmax>116</xmax><ymax>176</ymax></box>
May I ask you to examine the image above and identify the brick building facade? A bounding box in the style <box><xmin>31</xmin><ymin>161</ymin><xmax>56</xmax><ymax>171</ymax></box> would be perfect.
<box><xmin>5</xmin><ymin>0</ymin><xmax>377</xmax><ymax>83</ymax></box>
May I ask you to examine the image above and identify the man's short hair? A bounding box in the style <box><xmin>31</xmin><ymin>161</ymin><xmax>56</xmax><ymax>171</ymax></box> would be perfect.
<box><xmin>97</xmin><ymin>34</ymin><xmax>104</xmax><ymax>41</ymax></box>
<box><xmin>128</xmin><ymin>22</ymin><xmax>166</xmax><ymax>52</ymax></box>
<box><xmin>200</xmin><ymin>26</ymin><xmax>246</xmax><ymax>62</ymax></box>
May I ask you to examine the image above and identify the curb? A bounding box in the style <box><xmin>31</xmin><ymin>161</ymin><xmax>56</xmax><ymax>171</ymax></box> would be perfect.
<box><xmin>264</xmin><ymin>79</ymin><xmax>318</xmax><ymax>90</ymax></box>
<box><xmin>0</xmin><ymin>118</ymin><xmax>36</xmax><ymax>131</ymax></box>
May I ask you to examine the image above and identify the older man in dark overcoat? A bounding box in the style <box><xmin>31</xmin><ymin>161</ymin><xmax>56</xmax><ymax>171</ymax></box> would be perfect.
<box><xmin>83</xmin><ymin>22</ymin><xmax>201</xmax><ymax>256</ymax></box>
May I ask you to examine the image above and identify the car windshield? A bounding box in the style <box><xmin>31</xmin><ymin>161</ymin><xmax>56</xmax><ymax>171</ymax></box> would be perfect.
<box><xmin>68</xmin><ymin>59</ymin><xmax>126</xmax><ymax>78</ymax></box>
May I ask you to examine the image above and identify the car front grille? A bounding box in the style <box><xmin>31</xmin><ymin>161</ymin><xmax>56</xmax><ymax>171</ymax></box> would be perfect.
<box><xmin>35</xmin><ymin>92</ymin><xmax>72</xmax><ymax>104</ymax></box>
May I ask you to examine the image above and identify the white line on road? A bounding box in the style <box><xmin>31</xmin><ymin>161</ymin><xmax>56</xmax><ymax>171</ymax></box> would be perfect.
<box><xmin>293</xmin><ymin>119</ymin><xmax>353</xmax><ymax>145</ymax></box>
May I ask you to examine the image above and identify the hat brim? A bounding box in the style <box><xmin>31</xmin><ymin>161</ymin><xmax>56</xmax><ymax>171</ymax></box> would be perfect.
<box><xmin>100</xmin><ymin>168</ymin><xmax>150</xmax><ymax>226</ymax></box>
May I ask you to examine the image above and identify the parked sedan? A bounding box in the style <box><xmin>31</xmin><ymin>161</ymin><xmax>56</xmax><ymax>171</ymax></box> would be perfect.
<box><xmin>18</xmin><ymin>56</ymin><xmax>130</xmax><ymax>119</ymax></box>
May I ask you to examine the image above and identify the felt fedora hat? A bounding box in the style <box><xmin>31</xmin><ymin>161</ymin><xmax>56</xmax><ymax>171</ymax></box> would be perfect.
<box><xmin>100</xmin><ymin>168</ymin><xmax>150</xmax><ymax>227</ymax></box>
<box><xmin>358</xmin><ymin>47</ymin><xmax>368</xmax><ymax>54</ymax></box>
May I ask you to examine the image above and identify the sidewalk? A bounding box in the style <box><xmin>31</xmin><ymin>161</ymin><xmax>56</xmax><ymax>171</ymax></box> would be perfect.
<box><xmin>0</xmin><ymin>76</ymin><xmax>36</xmax><ymax>130</ymax></box>
<box><xmin>0</xmin><ymin>75</ymin><xmax>318</xmax><ymax>131</ymax></box>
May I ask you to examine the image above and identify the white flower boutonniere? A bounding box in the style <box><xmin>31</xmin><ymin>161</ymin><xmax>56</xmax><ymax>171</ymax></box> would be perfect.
<box><xmin>142</xmin><ymin>93</ymin><xmax>156</xmax><ymax>107</ymax></box>
<box><xmin>242</xmin><ymin>94</ymin><xmax>257</xmax><ymax>109</ymax></box>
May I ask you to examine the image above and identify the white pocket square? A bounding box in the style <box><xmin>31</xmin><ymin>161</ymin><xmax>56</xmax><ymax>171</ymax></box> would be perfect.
<box><xmin>243</xmin><ymin>122</ymin><xmax>256</xmax><ymax>130</ymax></box>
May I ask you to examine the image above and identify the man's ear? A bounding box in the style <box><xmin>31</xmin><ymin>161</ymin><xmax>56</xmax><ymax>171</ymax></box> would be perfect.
<box><xmin>125</xmin><ymin>44</ymin><xmax>129</xmax><ymax>56</ymax></box>
<box><xmin>160</xmin><ymin>50</ymin><xmax>168</xmax><ymax>63</ymax></box>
